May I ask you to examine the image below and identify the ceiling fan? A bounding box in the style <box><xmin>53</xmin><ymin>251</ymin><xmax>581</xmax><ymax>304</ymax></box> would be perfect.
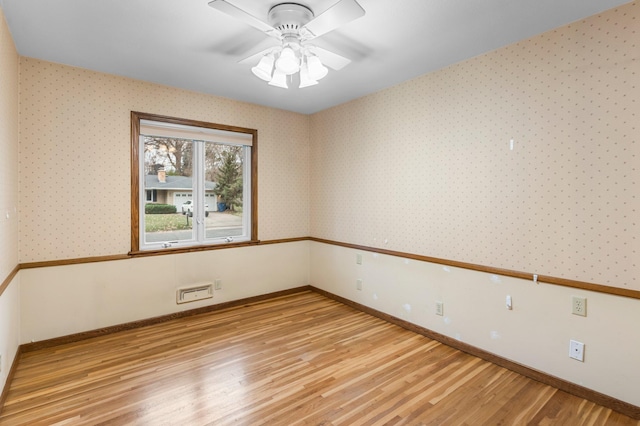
<box><xmin>208</xmin><ymin>0</ymin><xmax>366</xmax><ymax>88</ymax></box>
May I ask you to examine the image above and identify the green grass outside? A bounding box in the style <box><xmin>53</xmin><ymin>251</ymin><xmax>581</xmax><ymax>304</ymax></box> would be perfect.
<box><xmin>145</xmin><ymin>214</ymin><xmax>192</xmax><ymax>232</ymax></box>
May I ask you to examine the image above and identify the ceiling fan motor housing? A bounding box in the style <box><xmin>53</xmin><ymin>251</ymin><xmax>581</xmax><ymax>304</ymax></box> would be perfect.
<box><xmin>268</xmin><ymin>3</ymin><xmax>314</xmax><ymax>35</ymax></box>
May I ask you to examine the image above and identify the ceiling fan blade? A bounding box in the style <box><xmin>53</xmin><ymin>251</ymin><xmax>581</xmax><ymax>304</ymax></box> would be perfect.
<box><xmin>303</xmin><ymin>0</ymin><xmax>365</xmax><ymax>39</ymax></box>
<box><xmin>308</xmin><ymin>46</ymin><xmax>351</xmax><ymax>70</ymax></box>
<box><xmin>237</xmin><ymin>37</ymin><xmax>281</xmax><ymax>64</ymax></box>
<box><xmin>208</xmin><ymin>0</ymin><xmax>278</xmax><ymax>36</ymax></box>
<box><xmin>238</xmin><ymin>46</ymin><xmax>279</xmax><ymax>65</ymax></box>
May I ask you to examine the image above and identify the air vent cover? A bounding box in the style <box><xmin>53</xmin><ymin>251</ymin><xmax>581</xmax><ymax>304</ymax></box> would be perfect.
<box><xmin>177</xmin><ymin>284</ymin><xmax>213</xmax><ymax>304</ymax></box>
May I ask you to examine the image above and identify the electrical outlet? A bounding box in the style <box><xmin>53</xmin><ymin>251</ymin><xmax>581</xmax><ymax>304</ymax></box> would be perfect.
<box><xmin>356</xmin><ymin>253</ymin><xmax>362</xmax><ymax>265</ymax></box>
<box><xmin>214</xmin><ymin>279</ymin><xmax>222</xmax><ymax>291</ymax></box>
<box><xmin>572</xmin><ymin>296</ymin><xmax>587</xmax><ymax>316</ymax></box>
<box><xmin>435</xmin><ymin>301</ymin><xmax>444</xmax><ymax>316</ymax></box>
<box><xmin>569</xmin><ymin>340</ymin><xmax>585</xmax><ymax>362</ymax></box>
<box><xmin>356</xmin><ymin>279</ymin><xmax>363</xmax><ymax>290</ymax></box>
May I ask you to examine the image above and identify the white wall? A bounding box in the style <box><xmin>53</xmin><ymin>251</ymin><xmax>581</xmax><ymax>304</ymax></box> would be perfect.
<box><xmin>310</xmin><ymin>241</ymin><xmax>640</xmax><ymax>407</ymax></box>
<box><xmin>20</xmin><ymin>241</ymin><xmax>310</xmax><ymax>343</ymax></box>
<box><xmin>0</xmin><ymin>274</ymin><xmax>20</xmax><ymax>393</ymax></box>
<box><xmin>0</xmin><ymin>5</ymin><xmax>20</xmax><ymax>394</ymax></box>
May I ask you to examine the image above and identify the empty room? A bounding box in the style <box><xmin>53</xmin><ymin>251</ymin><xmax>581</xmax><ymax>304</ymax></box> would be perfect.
<box><xmin>0</xmin><ymin>0</ymin><xmax>638</xmax><ymax>424</ymax></box>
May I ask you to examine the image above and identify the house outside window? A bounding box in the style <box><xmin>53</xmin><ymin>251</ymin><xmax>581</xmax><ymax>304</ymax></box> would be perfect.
<box><xmin>131</xmin><ymin>112</ymin><xmax>257</xmax><ymax>252</ymax></box>
<box><xmin>146</xmin><ymin>189</ymin><xmax>157</xmax><ymax>202</ymax></box>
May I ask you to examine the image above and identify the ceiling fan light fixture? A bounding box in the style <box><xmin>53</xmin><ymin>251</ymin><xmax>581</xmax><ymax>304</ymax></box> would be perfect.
<box><xmin>275</xmin><ymin>46</ymin><xmax>300</xmax><ymax>75</ymax></box>
<box><xmin>299</xmin><ymin>63</ymin><xmax>318</xmax><ymax>88</ymax></box>
<box><xmin>211</xmin><ymin>0</ymin><xmax>364</xmax><ymax>90</ymax></box>
<box><xmin>268</xmin><ymin>69</ymin><xmax>288</xmax><ymax>89</ymax></box>
<box><xmin>307</xmin><ymin>55</ymin><xmax>328</xmax><ymax>81</ymax></box>
<box><xmin>251</xmin><ymin>54</ymin><xmax>275</xmax><ymax>81</ymax></box>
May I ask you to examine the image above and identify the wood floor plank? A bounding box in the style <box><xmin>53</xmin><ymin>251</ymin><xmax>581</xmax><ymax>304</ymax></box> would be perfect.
<box><xmin>1</xmin><ymin>291</ymin><xmax>637</xmax><ymax>425</ymax></box>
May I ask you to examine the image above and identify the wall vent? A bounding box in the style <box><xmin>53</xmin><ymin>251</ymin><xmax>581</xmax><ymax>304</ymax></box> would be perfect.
<box><xmin>176</xmin><ymin>284</ymin><xmax>213</xmax><ymax>304</ymax></box>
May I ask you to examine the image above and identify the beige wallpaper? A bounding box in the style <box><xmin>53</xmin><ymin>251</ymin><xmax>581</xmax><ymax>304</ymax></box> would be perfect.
<box><xmin>310</xmin><ymin>2</ymin><xmax>639</xmax><ymax>290</ymax></box>
<box><xmin>0</xmin><ymin>7</ymin><xmax>19</xmax><ymax>279</ymax></box>
<box><xmin>19</xmin><ymin>60</ymin><xmax>310</xmax><ymax>262</ymax></box>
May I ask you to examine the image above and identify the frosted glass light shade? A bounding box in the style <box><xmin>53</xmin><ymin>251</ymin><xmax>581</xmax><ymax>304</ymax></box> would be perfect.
<box><xmin>268</xmin><ymin>69</ymin><xmax>288</xmax><ymax>88</ymax></box>
<box><xmin>299</xmin><ymin>63</ymin><xmax>318</xmax><ymax>88</ymax></box>
<box><xmin>307</xmin><ymin>55</ymin><xmax>328</xmax><ymax>81</ymax></box>
<box><xmin>251</xmin><ymin>54</ymin><xmax>274</xmax><ymax>81</ymax></box>
<box><xmin>275</xmin><ymin>47</ymin><xmax>300</xmax><ymax>75</ymax></box>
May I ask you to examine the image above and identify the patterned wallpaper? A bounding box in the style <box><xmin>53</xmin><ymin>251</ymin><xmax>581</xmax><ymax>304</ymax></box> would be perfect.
<box><xmin>14</xmin><ymin>2</ymin><xmax>640</xmax><ymax>290</ymax></box>
<box><xmin>0</xmin><ymin>7</ymin><xmax>19</xmax><ymax>279</ymax></box>
<box><xmin>310</xmin><ymin>2</ymin><xmax>639</xmax><ymax>290</ymax></box>
<box><xmin>19</xmin><ymin>60</ymin><xmax>310</xmax><ymax>262</ymax></box>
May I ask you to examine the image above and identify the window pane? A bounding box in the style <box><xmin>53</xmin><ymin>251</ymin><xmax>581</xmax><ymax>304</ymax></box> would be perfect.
<box><xmin>205</xmin><ymin>143</ymin><xmax>244</xmax><ymax>240</ymax></box>
<box><xmin>133</xmin><ymin>112</ymin><xmax>255</xmax><ymax>252</ymax></box>
<box><xmin>143</xmin><ymin>137</ymin><xmax>195</xmax><ymax>244</ymax></box>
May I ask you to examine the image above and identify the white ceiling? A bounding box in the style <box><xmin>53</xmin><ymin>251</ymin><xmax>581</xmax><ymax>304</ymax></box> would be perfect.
<box><xmin>0</xmin><ymin>0</ymin><xmax>632</xmax><ymax>114</ymax></box>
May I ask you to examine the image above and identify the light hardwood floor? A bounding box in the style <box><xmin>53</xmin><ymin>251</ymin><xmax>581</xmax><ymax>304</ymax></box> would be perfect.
<box><xmin>1</xmin><ymin>291</ymin><xmax>637</xmax><ymax>425</ymax></box>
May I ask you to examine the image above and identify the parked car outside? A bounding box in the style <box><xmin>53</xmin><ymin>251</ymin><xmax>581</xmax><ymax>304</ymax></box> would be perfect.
<box><xmin>181</xmin><ymin>200</ymin><xmax>209</xmax><ymax>217</ymax></box>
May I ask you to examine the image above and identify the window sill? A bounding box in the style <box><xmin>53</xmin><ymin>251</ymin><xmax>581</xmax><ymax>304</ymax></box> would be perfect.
<box><xmin>129</xmin><ymin>239</ymin><xmax>261</xmax><ymax>257</ymax></box>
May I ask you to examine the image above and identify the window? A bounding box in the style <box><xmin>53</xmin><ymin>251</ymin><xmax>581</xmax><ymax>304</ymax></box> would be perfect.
<box><xmin>146</xmin><ymin>189</ymin><xmax>157</xmax><ymax>202</ymax></box>
<box><xmin>131</xmin><ymin>112</ymin><xmax>257</xmax><ymax>252</ymax></box>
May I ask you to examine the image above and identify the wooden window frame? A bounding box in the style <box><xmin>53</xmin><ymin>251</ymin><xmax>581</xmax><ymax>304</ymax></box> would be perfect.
<box><xmin>130</xmin><ymin>111</ymin><xmax>258</xmax><ymax>254</ymax></box>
